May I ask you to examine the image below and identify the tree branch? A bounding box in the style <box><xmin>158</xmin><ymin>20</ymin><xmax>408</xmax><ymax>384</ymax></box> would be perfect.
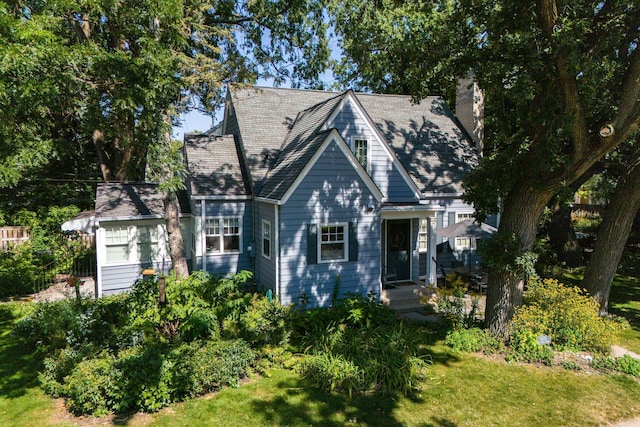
<box><xmin>605</xmin><ymin>46</ymin><xmax>640</xmax><ymax>148</ymax></box>
<box><xmin>536</xmin><ymin>0</ymin><xmax>589</xmax><ymax>162</ymax></box>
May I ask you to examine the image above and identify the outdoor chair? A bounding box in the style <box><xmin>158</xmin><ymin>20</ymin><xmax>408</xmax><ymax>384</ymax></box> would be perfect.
<box><xmin>382</xmin><ymin>265</ymin><xmax>397</xmax><ymax>289</ymax></box>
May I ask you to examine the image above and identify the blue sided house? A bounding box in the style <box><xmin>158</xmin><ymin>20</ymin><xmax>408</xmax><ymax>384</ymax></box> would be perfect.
<box><xmin>94</xmin><ymin>86</ymin><xmax>491</xmax><ymax>305</ymax></box>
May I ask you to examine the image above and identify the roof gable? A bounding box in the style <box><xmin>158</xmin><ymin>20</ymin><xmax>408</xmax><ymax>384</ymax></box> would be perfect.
<box><xmin>226</xmin><ymin>86</ymin><xmax>479</xmax><ymax>195</ymax></box>
<box><xmin>258</xmin><ymin>128</ymin><xmax>382</xmax><ymax>204</ymax></box>
<box><xmin>322</xmin><ymin>91</ymin><xmax>421</xmax><ymax>199</ymax></box>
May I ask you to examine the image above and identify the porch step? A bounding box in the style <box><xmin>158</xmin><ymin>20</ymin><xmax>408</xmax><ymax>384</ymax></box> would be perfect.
<box><xmin>381</xmin><ymin>283</ymin><xmax>435</xmax><ymax>315</ymax></box>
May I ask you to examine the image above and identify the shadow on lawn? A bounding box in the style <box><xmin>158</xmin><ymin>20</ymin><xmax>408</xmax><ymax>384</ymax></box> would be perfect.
<box><xmin>0</xmin><ymin>310</ymin><xmax>43</xmax><ymax>399</ymax></box>
<box><xmin>246</xmin><ymin>323</ymin><xmax>461</xmax><ymax>427</ymax></box>
<box><xmin>248</xmin><ymin>374</ymin><xmax>459</xmax><ymax>427</ymax></box>
<box><xmin>610</xmin><ymin>274</ymin><xmax>640</xmax><ymax>328</ymax></box>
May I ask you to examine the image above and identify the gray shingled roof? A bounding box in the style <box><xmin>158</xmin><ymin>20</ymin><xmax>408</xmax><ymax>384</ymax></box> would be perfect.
<box><xmin>95</xmin><ymin>183</ymin><xmax>190</xmax><ymax>218</ymax></box>
<box><xmin>356</xmin><ymin>93</ymin><xmax>478</xmax><ymax>194</ymax></box>
<box><xmin>184</xmin><ymin>134</ymin><xmax>249</xmax><ymax>197</ymax></box>
<box><xmin>258</xmin><ymin>94</ymin><xmax>346</xmax><ymax>199</ymax></box>
<box><xmin>227</xmin><ymin>86</ymin><xmax>478</xmax><ymax>195</ymax></box>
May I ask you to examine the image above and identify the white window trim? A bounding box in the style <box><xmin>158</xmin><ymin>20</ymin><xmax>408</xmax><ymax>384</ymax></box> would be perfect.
<box><xmin>418</xmin><ymin>218</ymin><xmax>429</xmax><ymax>253</ymax></box>
<box><xmin>454</xmin><ymin>237</ymin><xmax>476</xmax><ymax>251</ymax></box>
<box><xmin>104</xmin><ymin>225</ymin><xmax>131</xmax><ymax>265</ymax></box>
<box><xmin>318</xmin><ymin>222</ymin><xmax>349</xmax><ymax>263</ymax></box>
<box><xmin>351</xmin><ymin>137</ymin><xmax>370</xmax><ymax>172</ymax></box>
<box><xmin>456</xmin><ymin>212</ymin><xmax>475</xmax><ymax>223</ymax></box>
<box><xmin>205</xmin><ymin>217</ymin><xmax>243</xmax><ymax>255</ymax></box>
<box><xmin>136</xmin><ymin>224</ymin><xmax>161</xmax><ymax>263</ymax></box>
<box><xmin>454</xmin><ymin>211</ymin><xmax>475</xmax><ymax>251</ymax></box>
<box><xmin>103</xmin><ymin>223</ymin><xmax>167</xmax><ymax>265</ymax></box>
<box><xmin>262</xmin><ymin>219</ymin><xmax>272</xmax><ymax>260</ymax></box>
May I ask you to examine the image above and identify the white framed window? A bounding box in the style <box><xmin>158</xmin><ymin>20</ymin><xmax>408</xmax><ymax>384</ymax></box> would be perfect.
<box><xmin>456</xmin><ymin>212</ymin><xmax>474</xmax><ymax>223</ymax></box>
<box><xmin>418</xmin><ymin>218</ymin><xmax>429</xmax><ymax>252</ymax></box>
<box><xmin>455</xmin><ymin>212</ymin><xmax>475</xmax><ymax>250</ymax></box>
<box><xmin>319</xmin><ymin>223</ymin><xmax>348</xmax><ymax>262</ymax></box>
<box><xmin>105</xmin><ymin>226</ymin><xmax>130</xmax><ymax>263</ymax></box>
<box><xmin>455</xmin><ymin>237</ymin><xmax>476</xmax><ymax>250</ymax></box>
<box><xmin>206</xmin><ymin>217</ymin><xmax>241</xmax><ymax>254</ymax></box>
<box><xmin>262</xmin><ymin>220</ymin><xmax>271</xmax><ymax>259</ymax></box>
<box><xmin>136</xmin><ymin>225</ymin><xmax>159</xmax><ymax>262</ymax></box>
<box><xmin>353</xmin><ymin>138</ymin><xmax>368</xmax><ymax>170</ymax></box>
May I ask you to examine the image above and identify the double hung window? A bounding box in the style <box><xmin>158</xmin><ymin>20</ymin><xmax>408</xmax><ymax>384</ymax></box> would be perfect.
<box><xmin>206</xmin><ymin>218</ymin><xmax>240</xmax><ymax>253</ymax></box>
<box><xmin>319</xmin><ymin>224</ymin><xmax>347</xmax><ymax>262</ymax></box>
<box><xmin>262</xmin><ymin>220</ymin><xmax>271</xmax><ymax>259</ymax></box>
<box><xmin>105</xmin><ymin>226</ymin><xmax>130</xmax><ymax>263</ymax></box>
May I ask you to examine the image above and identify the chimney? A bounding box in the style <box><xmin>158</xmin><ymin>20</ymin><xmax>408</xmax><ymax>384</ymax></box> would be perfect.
<box><xmin>456</xmin><ymin>75</ymin><xmax>484</xmax><ymax>152</ymax></box>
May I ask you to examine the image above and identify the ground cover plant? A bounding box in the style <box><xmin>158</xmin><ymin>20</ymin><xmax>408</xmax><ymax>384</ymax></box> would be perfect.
<box><xmin>11</xmin><ymin>271</ymin><xmax>269</xmax><ymax>416</ymax></box>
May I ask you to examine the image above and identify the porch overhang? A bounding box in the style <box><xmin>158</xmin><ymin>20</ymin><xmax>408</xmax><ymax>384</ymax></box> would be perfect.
<box><xmin>381</xmin><ymin>204</ymin><xmax>443</xmax><ymax>220</ymax></box>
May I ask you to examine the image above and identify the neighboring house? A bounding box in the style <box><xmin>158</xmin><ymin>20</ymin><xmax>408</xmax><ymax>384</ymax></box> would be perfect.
<box><xmin>93</xmin><ymin>86</ymin><xmax>487</xmax><ymax>305</ymax></box>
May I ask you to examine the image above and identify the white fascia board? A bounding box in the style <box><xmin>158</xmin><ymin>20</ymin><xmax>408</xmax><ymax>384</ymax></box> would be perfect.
<box><xmin>279</xmin><ymin>128</ymin><xmax>383</xmax><ymax>205</ymax></box>
<box><xmin>96</xmin><ymin>215</ymin><xmax>165</xmax><ymax>223</ymax></box>
<box><xmin>421</xmin><ymin>192</ymin><xmax>465</xmax><ymax>199</ymax></box>
<box><xmin>381</xmin><ymin>204</ymin><xmax>443</xmax><ymax>219</ymax></box>
<box><xmin>323</xmin><ymin>91</ymin><xmax>421</xmax><ymax>200</ymax></box>
<box><xmin>95</xmin><ymin>214</ymin><xmax>192</xmax><ymax>226</ymax></box>
<box><xmin>190</xmin><ymin>195</ymin><xmax>252</xmax><ymax>201</ymax></box>
<box><xmin>254</xmin><ymin>197</ymin><xmax>281</xmax><ymax>205</ymax></box>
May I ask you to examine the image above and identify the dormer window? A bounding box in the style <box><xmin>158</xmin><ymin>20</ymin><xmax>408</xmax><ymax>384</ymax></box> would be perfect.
<box><xmin>353</xmin><ymin>138</ymin><xmax>368</xmax><ymax>171</ymax></box>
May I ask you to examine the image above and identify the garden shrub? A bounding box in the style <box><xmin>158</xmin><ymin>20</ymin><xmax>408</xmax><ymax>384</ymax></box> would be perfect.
<box><xmin>12</xmin><ymin>299</ymin><xmax>79</xmax><ymax>351</ymax></box>
<box><xmin>110</xmin><ymin>345</ymin><xmax>174</xmax><ymax>413</ymax></box>
<box><xmin>436</xmin><ymin>274</ymin><xmax>480</xmax><ymax>330</ymax></box>
<box><xmin>40</xmin><ymin>346</ymin><xmax>93</xmax><ymax>396</ymax></box>
<box><xmin>171</xmin><ymin>339</ymin><xmax>256</xmax><ymax>399</ymax></box>
<box><xmin>298</xmin><ymin>353</ymin><xmax>363</xmax><ymax>397</ymax></box>
<box><xmin>297</xmin><ymin>322</ymin><xmax>429</xmax><ymax>396</ymax></box>
<box><xmin>0</xmin><ymin>243</ymin><xmax>41</xmax><ymax>297</ymax></box>
<box><xmin>509</xmin><ymin>278</ymin><xmax>623</xmax><ymax>360</ymax></box>
<box><xmin>63</xmin><ymin>354</ymin><xmax>114</xmax><ymax>416</ymax></box>
<box><xmin>238</xmin><ymin>294</ymin><xmax>291</xmax><ymax>347</ymax></box>
<box><xmin>445</xmin><ymin>327</ymin><xmax>505</xmax><ymax>354</ymax></box>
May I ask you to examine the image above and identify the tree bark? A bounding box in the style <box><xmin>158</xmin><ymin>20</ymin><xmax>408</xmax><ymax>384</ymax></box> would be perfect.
<box><xmin>93</xmin><ymin>129</ymin><xmax>113</xmax><ymax>182</ymax></box>
<box><xmin>548</xmin><ymin>166</ymin><xmax>600</xmax><ymax>267</ymax></box>
<box><xmin>583</xmin><ymin>164</ymin><xmax>640</xmax><ymax>314</ymax></box>
<box><xmin>163</xmin><ymin>190</ymin><xmax>189</xmax><ymax>279</ymax></box>
<box><xmin>485</xmin><ymin>184</ymin><xmax>558</xmax><ymax>337</ymax></box>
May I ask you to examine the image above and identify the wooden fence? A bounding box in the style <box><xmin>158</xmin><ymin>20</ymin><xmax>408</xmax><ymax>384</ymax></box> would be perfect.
<box><xmin>0</xmin><ymin>226</ymin><xmax>29</xmax><ymax>252</ymax></box>
<box><xmin>0</xmin><ymin>227</ymin><xmax>94</xmax><ymax>252</ymax></box>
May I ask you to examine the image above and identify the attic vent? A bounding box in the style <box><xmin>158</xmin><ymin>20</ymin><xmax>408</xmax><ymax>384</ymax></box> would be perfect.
<box><xmin>262</xmin><ymin>153</ymin><xmax>270</xmax><ymax>167</ymax></box>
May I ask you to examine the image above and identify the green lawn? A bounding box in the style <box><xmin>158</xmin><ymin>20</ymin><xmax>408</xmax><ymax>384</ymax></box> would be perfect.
<box><xmin>0</xmin><ymin>306</ymin><xmax>73</xmax><ymax>427</ymax></box>
<box><xmin>132</xmin><ymin>361</ymin><xmax>640</xmax><ymax>427</ymax></box>
<box><xmin>2</xmin><ymin>267</ymin><xmax>640</xmax><ymax>426</ymax></box>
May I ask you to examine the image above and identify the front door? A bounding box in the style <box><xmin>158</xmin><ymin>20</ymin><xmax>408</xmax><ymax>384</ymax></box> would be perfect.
<box><xmin>387</xmin><ymin>219</ymin><xmax>411</xmax><ymax>281</ymax></box>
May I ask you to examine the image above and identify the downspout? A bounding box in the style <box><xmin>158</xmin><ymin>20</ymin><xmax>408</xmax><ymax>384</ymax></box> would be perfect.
<box><xmin>201</xmin><ymin>201</ymin><xmax>206</xmax><ymax>273</ymax></box>
<box><xmin>96</xmin><ymin>222</ymin><xmax>103</xmax><ymax>298</ymax></box>
<box><xmin>274</xmin><ymin>203</ymin><xmax>280</xmax><ymax>299</ymax></box>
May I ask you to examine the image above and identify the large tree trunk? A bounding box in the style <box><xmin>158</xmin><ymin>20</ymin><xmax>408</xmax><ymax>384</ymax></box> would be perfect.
<box><xmin>583</xmin><ymin>164</ymin><xmax>640</xmax><ymax>314</ymax></box>
<box><xmin>485</xmin><ymin>185</ymin><xmax>557</xmax><ymax>337</ymax></box>
<box><xmin>548</xmin><ymin>203</ymin><xmax>583</xmax><ymax>267</ymax></box>
<box><xmin>547</xmin><ymin>165</ymin><xmax>600</xmax><ymax>267</ymax></box>
<box><xmin>163</xmin><ymin>190</ymin><xmax>189</xmax><ymax>279</ymax></box>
